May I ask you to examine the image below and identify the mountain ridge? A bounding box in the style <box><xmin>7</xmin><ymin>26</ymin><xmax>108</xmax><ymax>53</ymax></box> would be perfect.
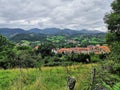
<box><xmin>0</xmin><ymin>28</ymin><xmax>105</xmax><ymax>37</ymax></box>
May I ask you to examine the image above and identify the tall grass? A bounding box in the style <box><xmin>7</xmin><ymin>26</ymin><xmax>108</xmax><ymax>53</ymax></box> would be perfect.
<box><xmin>0</xmin><ymin>64</ymin><xmax>96</xmax><ymax>90</ymax></box>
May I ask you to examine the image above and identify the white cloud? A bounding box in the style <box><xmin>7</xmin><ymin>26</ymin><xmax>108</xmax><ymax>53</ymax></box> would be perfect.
<box><xmin>0</xmin><ymin>0</ymin><xmax>113</xmax><ymax>31</ymax></box>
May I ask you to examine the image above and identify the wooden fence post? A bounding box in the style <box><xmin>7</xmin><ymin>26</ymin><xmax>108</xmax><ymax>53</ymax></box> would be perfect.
<box><xmin>90</xmin><ymin>68</ymin><xmax>96</xmax><ymax>90</ymax></box>
<box><xmin>67</xmin><ymin>76</ymin><xmax>76</xmax><ymax>90</ymax></box>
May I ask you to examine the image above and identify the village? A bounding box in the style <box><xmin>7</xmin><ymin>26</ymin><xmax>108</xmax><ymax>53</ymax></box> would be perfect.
<box><xmin>52</xmin><ymin>45</ymin><xmax>110</xmax><ymax>55</ymax></box>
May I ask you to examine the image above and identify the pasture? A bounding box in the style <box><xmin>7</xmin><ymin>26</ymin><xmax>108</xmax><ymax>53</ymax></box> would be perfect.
<box><xmin>0</xmin><ymin>64</ymin><xmax>96</xmax><ymax>90</ymax></box>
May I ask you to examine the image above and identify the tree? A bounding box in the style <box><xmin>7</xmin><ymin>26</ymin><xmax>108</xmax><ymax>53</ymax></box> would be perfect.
<box><xmin>92</xmin><ymin>0</ymin><xmax>120</xmax><ymax>89</ymax></box>
<box><xmin>0</xmin><ymin>35</ymin><xmax>14</xmax><ymax>51</ymax></box>
<box><xmin>104</xmin><ymin>0</ymin><xmax>120</xmax><ymax>75</ymax></box>
<box><xmin>104</xmin><ymin>0</ymin><xmax>120</xmax><ymax>61</ymax></box>
<box><xmin>0</xmin><ymin>35</ymin><xmax>15</xmax><ymax>69</ymax></box>
<box><xmin>104</xmin><ymin>0</ymin><xmax>120</xmax><ymax>43</ymax></box>
<box><xmin>36</xmin><ymin>43</ymin><xmax>55</xmax><ymax>58</ymax></box>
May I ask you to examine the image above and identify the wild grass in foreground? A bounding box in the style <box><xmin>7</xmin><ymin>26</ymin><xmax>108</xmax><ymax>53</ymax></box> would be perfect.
<box><xmin>0</xmin><ymin>64</ymin><xmax>96</xmax><ymax>90</ymax></box>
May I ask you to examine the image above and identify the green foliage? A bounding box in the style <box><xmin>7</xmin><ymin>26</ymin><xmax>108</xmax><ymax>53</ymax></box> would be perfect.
<box><xmin>111</xmin><ymin>0</ymin><xmax>120</xmax><ymax>13</ymax></box>
<box><xmin>105</xmin><ymin>42</ymin><xmax>120</xmax><ymax>75</ymax></box>
<box><xmin>104</xmin><ymin>0</ymin><xmax>120</xmax><ymax>42</ymax></box>
<box><xmin>36</xmin><ymin>43</ymin><xmax>55</xmax><ymax>58</ymax></box>
<box><xmin>109</xmin><ymin>42</ymin><xmax>120</xmax><ymax>62</ymax></box>
<box><xmin>91</xmin><ymin>54</ymin><xmax>101</xmax><ymax>63</ymax></box>
<box><xmin>105</xmin><ymin>13</ymin><xmax>120</xmax><ymax>33</ymax></box>
<box><xmin>71</xmin><ymin>33</ymin><xmax>105</xmax><ymax>47</ymax></box>
<box><xmin>89</xmin><ymin>61</ymin><xmax>120</xmax><ymax>90</ymax></box>
<box><xmin>104</xmin><ymin>0</ymin><xmax>120</xmax><ymax>77</ymax></box>
<box><xmin>0</xmin><ymin>35</ymin><xmax>15</xmax><ymax>69</ymax></box>
<box><xmin>46</xmin><ymin>36</ymin><xmax>65</xmax><ymax>43</ymax></box>
<box><xmin>10</xmin><ymin>33</ymin><xmax>46</xmax><ymax>42</ymax></box>
<box><xmin>0</xmin><ymin>35</ymin><xmax>14</xmax><ymax>51</ymax></box>
<box><xmin>0</xmin><ymin>35</ymin><xmax>43</xmax><ymax>69</ymax></box>
<box><xmin>104</xmin><ymin>0</ymin><xmax>120</xmax><ymax>33</ymax></box>
<box><xmin>103</xmin><ymin>79</ymin><xmax>120</xmax><ymax>90</ymax></box>
<box><xmin>16</xmin><ymin>45</ymin><xmax>32</xmax><ymax>51</ymax></box>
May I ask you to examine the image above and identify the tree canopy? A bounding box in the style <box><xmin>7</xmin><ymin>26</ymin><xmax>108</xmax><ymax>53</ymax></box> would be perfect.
<box><xmin>104</xmin><ymin>0</ymin><xmax>120</xmax><ymax>43</ymax></box>
<box><xmin>104</xmin><ymin>0</ymin><xmax>120</xmax><ymax>75</ymax></box>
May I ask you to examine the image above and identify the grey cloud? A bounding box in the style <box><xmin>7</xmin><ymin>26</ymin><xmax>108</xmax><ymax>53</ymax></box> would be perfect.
<box><xmin>0</xmin><ymin>0</ymin><xmax>113</xmax><ymax>31</ymax></box>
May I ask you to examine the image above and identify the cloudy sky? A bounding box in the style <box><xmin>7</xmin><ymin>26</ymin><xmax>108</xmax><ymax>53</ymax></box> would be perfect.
<box><xmin>0</xmin><ymin>0</ymin><xmax>113</xmax><ymax>31</ymax></box>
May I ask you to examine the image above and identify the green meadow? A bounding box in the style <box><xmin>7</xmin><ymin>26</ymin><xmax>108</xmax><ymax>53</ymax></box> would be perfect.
<box><xmin>0</xmin><ymin>64</ymin><xmax>96</xmax><ymax>90</ymax></box>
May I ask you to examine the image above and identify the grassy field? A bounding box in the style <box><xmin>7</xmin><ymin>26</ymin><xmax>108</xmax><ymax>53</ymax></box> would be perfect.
<box><xmin>0</xmin><ymin>64</ymin><xmax>96</xmax><ymax>90</ymax></box>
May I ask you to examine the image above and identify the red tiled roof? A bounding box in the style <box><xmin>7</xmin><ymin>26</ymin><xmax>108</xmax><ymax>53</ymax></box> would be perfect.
<box><xmin>57</xmin><ymin>46</ymin><xmax>110</xmax><ymax>54</ymax></box>
<box><xmin>97</xmin><ymin>46</ymin><xmax>110</xmax><ymax>53</ymax></box>
<box><xmin>57</xmin><ymin>47</ymin><xmax>90</xmax><ymax>53</ymax></box>
<box><xmin>57</xmin><ymin>48</ymin><xmax>69</xmax><ymax>53</ymax></box>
